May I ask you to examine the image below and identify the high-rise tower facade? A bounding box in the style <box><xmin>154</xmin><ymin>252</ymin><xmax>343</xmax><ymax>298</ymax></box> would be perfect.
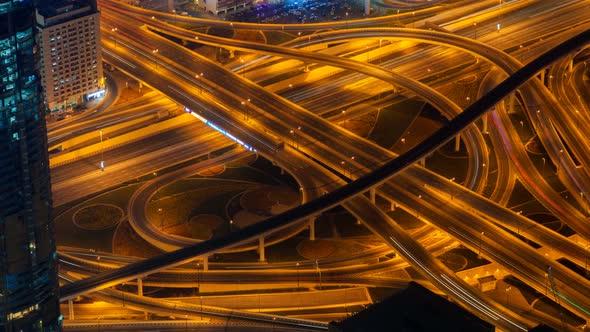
<box><xmin>0</xmin><ymin>0</ymin><xmax>62</xmax><ymax>330</ymax></box>
<box><xmin>36</xmin><ymin>0</ymin><xmax>103</xmax><ymax>112</ymax></box>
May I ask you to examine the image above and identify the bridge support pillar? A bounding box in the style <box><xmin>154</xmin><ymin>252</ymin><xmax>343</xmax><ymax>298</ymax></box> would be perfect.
<box><xmin>203</xmin><ymin>256</ymin><xmax>209</xmax><ymax>271</ymax></box>
<box><xmin>539</xmin><ymin>70</ymin><xmax>546</xmax><ymax>84</ymax></box>
<box><xmin>303</xmin><ymin>64</ymin><xmax>310</xmax><ymax>72</ymax></box>
<box><xmin>137</xmin><ymin>278</ymin><xmax>143</xmax><ymax>297</ymax></box>
<box><xmin>569</xmin><ymin>58</ymin><xmax>573</xmax><ymax>72</ymax></box>
<box><xmin>309</xmin><ymin>216</ymin><xmax>316</xmax><ymax>240</ymax></box>
<box><xmin>68</xmin><ymin>299</ymin><xmax>74</xmax><ymax>320</ymax></box>
<box><xmin>229</xmin><ymin>49</ymin><xmax>235</xmax><ymax>58</ymax></box>
<box><xmin>420</xmin><ymin>157</ymin><xmax>425</xmax><ymax>167</ymax></box>
<box><xmin>390</xmin><ymin>201</ymin><xmax>396</xmax><ymax>211</ymax></box>
<box><xmin>365</xmin><ymin>0</ymin><xmax>370</xmax><ymax>15</ymax></box>
<box><xmin>482</xmin><ymin>114</ymin><xmax>488</xmax><ymax>133</ymax></box>
<box><xmin>455</xmin><ymin>135</ymin><xmax>460</xmax><ymax>152</ymax></box>
<box><xmin>258</xmin><ymin>237</ymin><xmax>266</xmax><ymax>262</ymax></box>
<box><xmin>369</xmin><ymin>188</ymin><xmax>376</xmax><ymax>203</ymax></box>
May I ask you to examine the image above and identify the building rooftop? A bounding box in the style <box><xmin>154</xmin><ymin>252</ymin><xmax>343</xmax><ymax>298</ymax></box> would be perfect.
<box><xmin>36</xmin><ymin>0</ymin><xmax>97</xmax><ymax>26</ymax></box>
<box><xmin>328</xmin><ymin>281</ymin><xmax>495</xmax><ymax>332</ymax></box>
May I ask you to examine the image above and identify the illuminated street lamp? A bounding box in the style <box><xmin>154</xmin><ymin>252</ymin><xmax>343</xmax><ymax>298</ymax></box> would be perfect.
<box><xmin>196</xmin><ymin>73</ymin><xmax>203</xmax><ymax>94</ymax></box>
<box><xmin>158</xmin><ymin>208</ymin><xmax>163</xmax><ymax>228</ymax></box>
<box><xmin>99</xmin><ymin>130</ymin><xmax>104</xmax><ymax>171</ymax></box>
<box><xmin>345</xmin><ymin>12</ymin><xmax>349</xmax><ymax>29</ymax></box>
<box><xmin>296</xmin><ymin>262</ymin><xmax>300</xmax><ymax>288</ymax></box>
<box><xmin>152</xmin><ymin>49</ymin><xmax>159</xmax><ymax>68</ymax></box>
<box><xmin>478</xmin><ymin>231</ymin><xmax>484</xmax><ymax>258</ymax></box>
<box><xmin>111</xmin><ymin>27</ymin><xmax>118</xmax><ymax>47</ymax></box>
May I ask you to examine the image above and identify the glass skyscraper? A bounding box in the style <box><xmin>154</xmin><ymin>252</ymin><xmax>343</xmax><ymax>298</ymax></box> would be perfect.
<box><xmin>0</xmin><ymin>0</ymin><xmax>61</xmax><ymax>330</ymax></box>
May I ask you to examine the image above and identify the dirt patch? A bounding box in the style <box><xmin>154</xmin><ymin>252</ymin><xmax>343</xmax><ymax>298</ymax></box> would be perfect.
<box><xmin>73</xmin><ymin>204</ymin><xmax>123</xmax><ymax>231</ymax></box>
<box><xmin>296</xmin><ymin>239</ymin><xmax>337</xmax><ymax>260</ymax></box>
<box><xmin>197</xmin><ymin>165</ymin><xmax>225</xmax><ymax>177</ymax></box>
<box><xmin>241</xmin><ymin>185</ymin><xmax>298</xmax><ymax>215</ymax></box>
<box><xmin>112</xmin><ymin>220</ymin><xmax>163</xmax><ymax>258</ymax></box>
<box><xmin>339</xmin><ymin>111</ymin><xmax>377</xmax><ymax>138</ymax></box>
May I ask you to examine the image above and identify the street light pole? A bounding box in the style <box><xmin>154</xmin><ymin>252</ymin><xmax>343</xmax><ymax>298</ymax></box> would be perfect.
<box><xmin>290</xmin><ymin>129</ymin><xmax>299</xmax><ymax>149</ymax></box>
<box><xmin>196</xmin><ymin>73</ymin><xmax>203</xmax><ymax>94</ymax></box>
<box><xmin>111</xmin><ymin>27</ymin><xmax>118</xmax><ymax>47</ymax></box>
<box><xmin>478</xmin><ymin>231</ymin><xmax>484</xmax><ymax>258</ymax></box>
<box><xmin>315</xmin><ymin>259</ymin><xmax>322</xmax><ymax>290</ymax></box>
<box><xmin>505</xmin><ymin>286</ymin><xmax>511</xmax><ymax>306</ymax></box>
<box><xmin>99</xmin><ymin>130</ymin><xmax>104</xmax><ymax>171</ymax></box>
<box><xmin>197</xmin><ymin>262</ymin><xmax>201</xmax><ymax>289</ymax></box>
<box><xmin>296</xmin><ymin>262</ymin><xmax>300</xmax><ymax>288</ymax></box>
<box><xmin>241</xmin><ymin>101</ymin><xmax>247</xmax><ymax>120</ymax></box>
<box><xmin>152</xmin><ymin>49</ymin><xmax>159</xmax><ymax>68</ymax></box>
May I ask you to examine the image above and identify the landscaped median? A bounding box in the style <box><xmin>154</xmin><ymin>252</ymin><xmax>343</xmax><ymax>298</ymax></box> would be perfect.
<box><xmin>49</xmin><ymin>113</ymin><xmax>194</xmax><ymax>167</ymax></box>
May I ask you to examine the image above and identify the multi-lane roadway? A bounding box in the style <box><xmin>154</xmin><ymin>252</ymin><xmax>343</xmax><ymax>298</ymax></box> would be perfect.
<box><xmin>53</xmin><ymin>0</ymin><xmax>590</xmax><ymax>330</ymax></box>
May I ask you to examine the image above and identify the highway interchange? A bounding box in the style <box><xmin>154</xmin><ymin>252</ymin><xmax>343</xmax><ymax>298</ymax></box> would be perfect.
<box><xmin>51</xmin><ymin>0</ymin><xmax>590</xmax><ymax>331</ymax></box>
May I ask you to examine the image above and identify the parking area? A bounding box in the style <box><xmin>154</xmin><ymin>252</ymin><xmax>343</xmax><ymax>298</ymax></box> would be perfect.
<box><xmin>227</xmin><ymin>0</ymin><xmax>366</xmax><ymax>23</ymax></box>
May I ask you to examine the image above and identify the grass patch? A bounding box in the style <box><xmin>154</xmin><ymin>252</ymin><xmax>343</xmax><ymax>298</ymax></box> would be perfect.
<box><xmin>149</xmin><ymin>185</ymin><xmax>254</xmax><ymax>229</ymax></box>
<box><xmin>54</xmin><ymin>184</ymin><xmax>141</xmax><ymax>251</ymax></box>
<box><xmin>234</xmin><ymin>29</ymin><xmax>265</xmax><ymax>43</ymax></box>
<box><xmin>264</xmin><ymin>30</ymin><xmax>296</xmax><ymax>45</ymax></box>
<box><xmin>368</xmin><ymin>98</ymin><xmax>424</xmax><ymax>149</ymax></box>
<box><xmin>207</xmin><ymin>27</ymin><xmax>234</xmax><ymax>38</ymax></box>
<box><xmin>73</xmin><ymin>204</ymin><xmax>122</xmax><ymax>231</ymax></box>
